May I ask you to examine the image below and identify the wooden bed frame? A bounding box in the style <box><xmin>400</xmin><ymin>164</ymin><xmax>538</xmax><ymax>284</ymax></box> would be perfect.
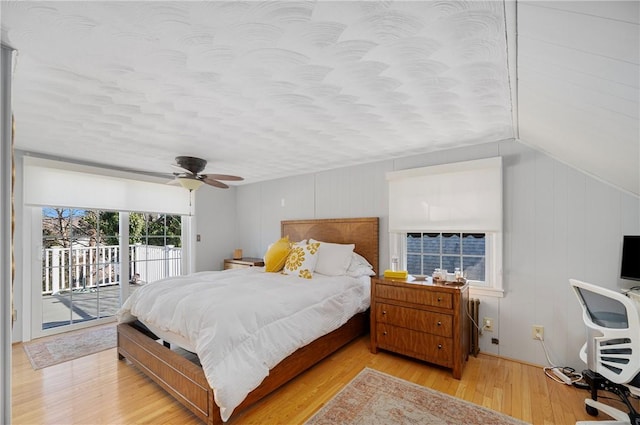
<box><xmin>117</xmin><ymin>217</ymin><xmax>379</xmax><ymax>424</ymax></box>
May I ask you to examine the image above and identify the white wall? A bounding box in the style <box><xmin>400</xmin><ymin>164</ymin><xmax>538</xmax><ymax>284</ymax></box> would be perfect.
<box><xmin>193</xmin><ymin>186</ymin><xmax>239</xmax><ymax>272</ymax></box>
<box><xmin>517</xmin><ymin>1</ymin><xmax>640</xmax><ymax>196</ymax></box>
<box><xmin>497</xmin><ymin>141</ymin><xmax>639</xmax><ymax>368</ymax></box>
<box><xmin>233</xmin><ymin>139</ymin><xmax>640</xmax><ymax>369</ymax></box>
<box><xmin>235</xmin><ymin>174</ymin><xmax>317</xmax><ymax>259</ymax></box>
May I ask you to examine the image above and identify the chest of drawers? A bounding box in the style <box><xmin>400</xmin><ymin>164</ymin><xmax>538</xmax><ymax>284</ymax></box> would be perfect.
<box><xmin>370</xmin><ymin>277</ymin><xmax>469</xmax><ymax>378</ymax></box>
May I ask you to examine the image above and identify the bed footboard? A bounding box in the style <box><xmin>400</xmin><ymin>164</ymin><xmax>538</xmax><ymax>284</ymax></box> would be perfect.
<box><xmin>117</xmin><ymin>322</ymin><xmax>219</xmax><ymax>424</ymax></box>
<box><xmin>117</xmin><ymin>311</ymin><xmax>368</xmax><ymax>424</ymax></box>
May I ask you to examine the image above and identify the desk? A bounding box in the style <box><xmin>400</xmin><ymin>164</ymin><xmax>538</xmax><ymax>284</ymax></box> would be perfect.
<box><xmin>627</xmin><ymin>289</ymin><xmax>640</xmax><ymax>312</ymax></box>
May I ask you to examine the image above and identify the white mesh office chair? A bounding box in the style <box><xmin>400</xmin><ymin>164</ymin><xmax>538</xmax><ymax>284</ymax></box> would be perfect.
<box><xmin>570</xmin><ymin>279</ymin><xmax>640</xmax><ymax>425</ymax></box>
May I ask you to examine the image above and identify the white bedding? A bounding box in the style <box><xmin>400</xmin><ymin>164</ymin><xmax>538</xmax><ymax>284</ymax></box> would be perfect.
<box><xmin>117</xmin><ymin>267</ymin><xmax>370</xmax><ymax>422</ymax></box>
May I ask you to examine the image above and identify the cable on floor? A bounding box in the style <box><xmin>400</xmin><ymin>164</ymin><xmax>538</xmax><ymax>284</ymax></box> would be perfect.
<box><xmin>537</xmin><ymin>337</ymin><xmax>583</xmax><ymax>385</ymax></box>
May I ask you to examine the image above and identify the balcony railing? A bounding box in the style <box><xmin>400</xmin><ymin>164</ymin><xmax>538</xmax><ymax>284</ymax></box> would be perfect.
<box><xmin>42</xmin><ymin>244</ymin><xmax>182</xmax><ymax>295</ymax></box>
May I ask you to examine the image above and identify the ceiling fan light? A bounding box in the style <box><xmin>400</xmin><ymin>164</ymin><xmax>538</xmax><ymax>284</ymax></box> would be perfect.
<box><xmin>177</xmin><ymin>176</ymin><xmax>204</xmax><ymax>191</ymax></box>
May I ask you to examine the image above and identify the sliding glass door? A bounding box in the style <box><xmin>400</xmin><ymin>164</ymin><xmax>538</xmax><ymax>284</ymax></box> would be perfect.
<box><xmin>128</xmin><ymin>213</ymin><xmax>182</xmax><ymax>286</ymax></box>
<box><xmin>40</xmin><ymin>208</ymin><xmax>120</xmax><ymax>330</ymax></box>
<box><xmin>36</xmin><ymin>207</ymin><xmax>184</xmax><ymax>335</ymax></box>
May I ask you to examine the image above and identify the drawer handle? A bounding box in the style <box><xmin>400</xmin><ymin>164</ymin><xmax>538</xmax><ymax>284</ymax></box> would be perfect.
<box><xmin>437</xmin><ymin>297</ymin><xmax>442</xmax><ymax>302</ymax></box>
<box><xmin>383</xmin><ymin>331</ymin><xmax>387</xmax><ymax>336</ymax></box>
<box><xmin>382</xmin><ymin>310</ymin><xmax>387</xmax><ymax>315</ymax></box>
<box><xmin>437</xmin><ymin>321</ymin><xmax>442</xmax><ymax>326</ymax></box>
<box><xmin>437</xmin><ymin>344</ymin><xmax>442</xmax><ymax>349</ymax></box>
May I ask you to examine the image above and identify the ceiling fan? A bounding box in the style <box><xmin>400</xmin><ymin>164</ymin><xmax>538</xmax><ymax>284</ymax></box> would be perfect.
<box><xmin>171</xmin><ymin>156</ymin><xmax>243</xmax><ymax>191</ymax></box>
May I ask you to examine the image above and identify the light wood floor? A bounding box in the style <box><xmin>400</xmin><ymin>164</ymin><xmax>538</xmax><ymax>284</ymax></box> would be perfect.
<box><xmin>12</xmin><ymin>335</ymin><xmax>634</xmax><ymax>424</ymax></box>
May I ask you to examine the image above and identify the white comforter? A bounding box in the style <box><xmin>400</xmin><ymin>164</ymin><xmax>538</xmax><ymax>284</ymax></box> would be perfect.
<box><xmin>117</xmin><ymin>267</ymin><xmax>370</xmax><ymax>422</ymax></box>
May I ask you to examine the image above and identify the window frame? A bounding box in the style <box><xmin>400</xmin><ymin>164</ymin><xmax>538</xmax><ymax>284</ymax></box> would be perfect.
<box><xmin>393</xmin><ymin>230</ymin><xmax>503</xmax><ymax>297</ymax></box>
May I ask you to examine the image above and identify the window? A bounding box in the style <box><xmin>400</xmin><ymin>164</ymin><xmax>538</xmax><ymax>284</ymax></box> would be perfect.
<box><xmin>387</xmin><ymin>157</ymin><xmax>503</xmax><ymax>296</ymax></box>
<box><xmin>406</xmin><ymin>233</ymin><xmax>486</xmax><ymax>282</ymax></box>
<box><xmin>129</xmin><ymin>213</ymin><xmax>183</xmax><ymax>285</ymax></box>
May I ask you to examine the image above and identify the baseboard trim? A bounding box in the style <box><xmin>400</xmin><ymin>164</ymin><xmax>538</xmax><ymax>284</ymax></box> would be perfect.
<box><xmin>477</xmin><ymin>351</ymin><xmax>545</xmax><ymax>369</ymax></box>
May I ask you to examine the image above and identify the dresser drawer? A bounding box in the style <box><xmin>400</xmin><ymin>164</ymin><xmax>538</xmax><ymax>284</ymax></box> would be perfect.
<box><xmin>376</xmin><ymin>324</ymin><xmax>453</xmax><ymax>367</ymax></box>
<box><xmin>224</xmin><ymin>262</ymin><xmax>248</xmax><ymax>270</ymax></box>
<box><xmin>224</xmin><ymin>258</ymin><xmax>265</xmax><ymax>270</ymax></box>
<box><xmin>376</xmin><ymin>284</ymin><xmax>453</xmax><ymax>309</ymax></box>
<box><xmin>376</xmin><ymin>303</ymin><xmax>453</xmax><ymax>336</ymax></box>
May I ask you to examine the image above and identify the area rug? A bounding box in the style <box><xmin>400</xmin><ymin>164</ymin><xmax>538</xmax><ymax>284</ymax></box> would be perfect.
<box><xmin>23</xmin><ymin>323</ymin><xmax>117</xmax><ymax>370</ymax></box>
<box><xmin>305</xmin><ymin>368</ymin><xmax>529</xmax><ymax>425</ymax></box>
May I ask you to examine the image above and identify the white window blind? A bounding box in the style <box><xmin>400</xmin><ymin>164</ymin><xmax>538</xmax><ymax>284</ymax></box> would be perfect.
<box><xmin>387</xmin><ymin>157</ymin><xmax>502</xmax><ymax>233</ymax></box>
<box><xmin>23</xmin><ymin>158</ymin><xmax>191</xmax><ymax>215</ymax></box>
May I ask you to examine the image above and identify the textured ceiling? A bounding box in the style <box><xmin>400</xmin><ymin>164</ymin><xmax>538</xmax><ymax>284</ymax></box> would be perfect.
<box><xmin>1</xmin><ymin>1</ymin><xmax>514</xmax><ymax>184</ymax></box>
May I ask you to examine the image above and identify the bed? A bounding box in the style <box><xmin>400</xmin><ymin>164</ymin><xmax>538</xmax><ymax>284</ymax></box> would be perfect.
<box><xmin>116</xmin><ymin>217</ymin><xmax>379</xmax><ymax>424</ymax></box>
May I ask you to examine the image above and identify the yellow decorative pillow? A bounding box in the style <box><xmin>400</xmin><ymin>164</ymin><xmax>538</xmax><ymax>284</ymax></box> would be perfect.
<box><xmin>264</xmin><ymin>236</ymin><xmax>291</xmax><ymax>272</ymax></box>
<box><xmin>282</xmin><ymin>241</ymin><xmax>320</xmax><ymax>279</ymax></box>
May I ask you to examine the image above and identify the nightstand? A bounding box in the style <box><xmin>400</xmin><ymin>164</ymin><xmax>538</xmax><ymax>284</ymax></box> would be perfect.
<box><xmin>370</xmin><ymin>276</ymin><xmax>469</xmax><ymax>379</ymax></box>
<box><xmin>223</xmin><ymin>257</ymin><xmax>265</xmax><ymax>270</ymax></box>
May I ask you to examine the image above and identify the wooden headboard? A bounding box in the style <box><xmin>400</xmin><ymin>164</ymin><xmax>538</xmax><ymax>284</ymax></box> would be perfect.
<box><xmin>281</xmin><ymin>217</ymin><xmax>379</xmax><ymax>274</ymax></box>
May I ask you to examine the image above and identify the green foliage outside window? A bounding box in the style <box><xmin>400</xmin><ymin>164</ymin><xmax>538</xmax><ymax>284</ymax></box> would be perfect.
<box><xmin>42</xmin><ymin>208</ymin><xmax>182</xmax><ymax>248</ymax></box>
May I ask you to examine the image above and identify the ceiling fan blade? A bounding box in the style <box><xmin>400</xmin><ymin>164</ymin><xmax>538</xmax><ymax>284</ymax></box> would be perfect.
<box><xmin>203</xmin><ymin>176</ymin><xmax>229</xmax><ymax>189</ymax></box>
<box><xmin>203</xmin><ymin>174</ymin><xmax>244</xmax><ymax>181</ymax></box>
<box><xmin>166</xmin><ymin>178</ymin><xmax>180</xmax><ymax>186</ymax></box>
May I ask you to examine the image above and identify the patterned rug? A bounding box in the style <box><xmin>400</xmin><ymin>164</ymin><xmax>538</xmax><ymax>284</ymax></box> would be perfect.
<box><xmin>23</xmin><ymin>323</ymin><xmax>117</xmax><ymax>370</ymax></box>
<box><xmin>305</xmin><ymin>368</ymin><xmax>529</xmax><ymax>425</ymax></box>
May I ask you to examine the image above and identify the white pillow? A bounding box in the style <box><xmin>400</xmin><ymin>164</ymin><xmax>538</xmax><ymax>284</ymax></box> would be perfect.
<box><xmin>282</xmin><ymin>241</ymin><xmax>319</xmax><ymax>279</ymax></box>
<box><xmin>349</xmin><ymin>252</ymin><xmax>373</xmax><ymax>269</ymax></box>
<box><xmin>311</xmin><ymin>239</ymin><xmax>355</xmax><ymax>276</ymax></box>
<box><xmin>346</xmin><ymin>252</ymin><xmax>375</xmax><ymax>277</ymax></box>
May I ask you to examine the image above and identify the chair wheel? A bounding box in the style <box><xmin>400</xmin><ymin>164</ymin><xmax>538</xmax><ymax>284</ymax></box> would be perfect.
<box><xmin>586</xmin><ymin>404</ymin><xmax>599</xmax><ymax>416</ymax></box>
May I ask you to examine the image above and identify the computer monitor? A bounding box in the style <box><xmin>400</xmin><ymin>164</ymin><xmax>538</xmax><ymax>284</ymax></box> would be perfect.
<box><xmin>621</xmin><ymin>235</ymin><xmax>640</xmax><ymax>281</ymax></box>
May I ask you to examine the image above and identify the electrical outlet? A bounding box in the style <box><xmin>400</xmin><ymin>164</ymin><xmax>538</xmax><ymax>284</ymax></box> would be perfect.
<box><xmin>483</xmin><ymin>317</ymin><xmax>494</xmax><ymax>332</ymax></box>
<box><xmin>532</xmin><ymin>325</ymin><xmax>544</xmax><ymax>340</ymax></box>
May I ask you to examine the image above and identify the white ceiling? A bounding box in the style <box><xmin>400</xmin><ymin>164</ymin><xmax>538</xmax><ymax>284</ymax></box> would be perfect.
<box><xmin>1</xmin><ymin>1</ymin><xmax>638</xmax><ymax>195</ymax></box>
